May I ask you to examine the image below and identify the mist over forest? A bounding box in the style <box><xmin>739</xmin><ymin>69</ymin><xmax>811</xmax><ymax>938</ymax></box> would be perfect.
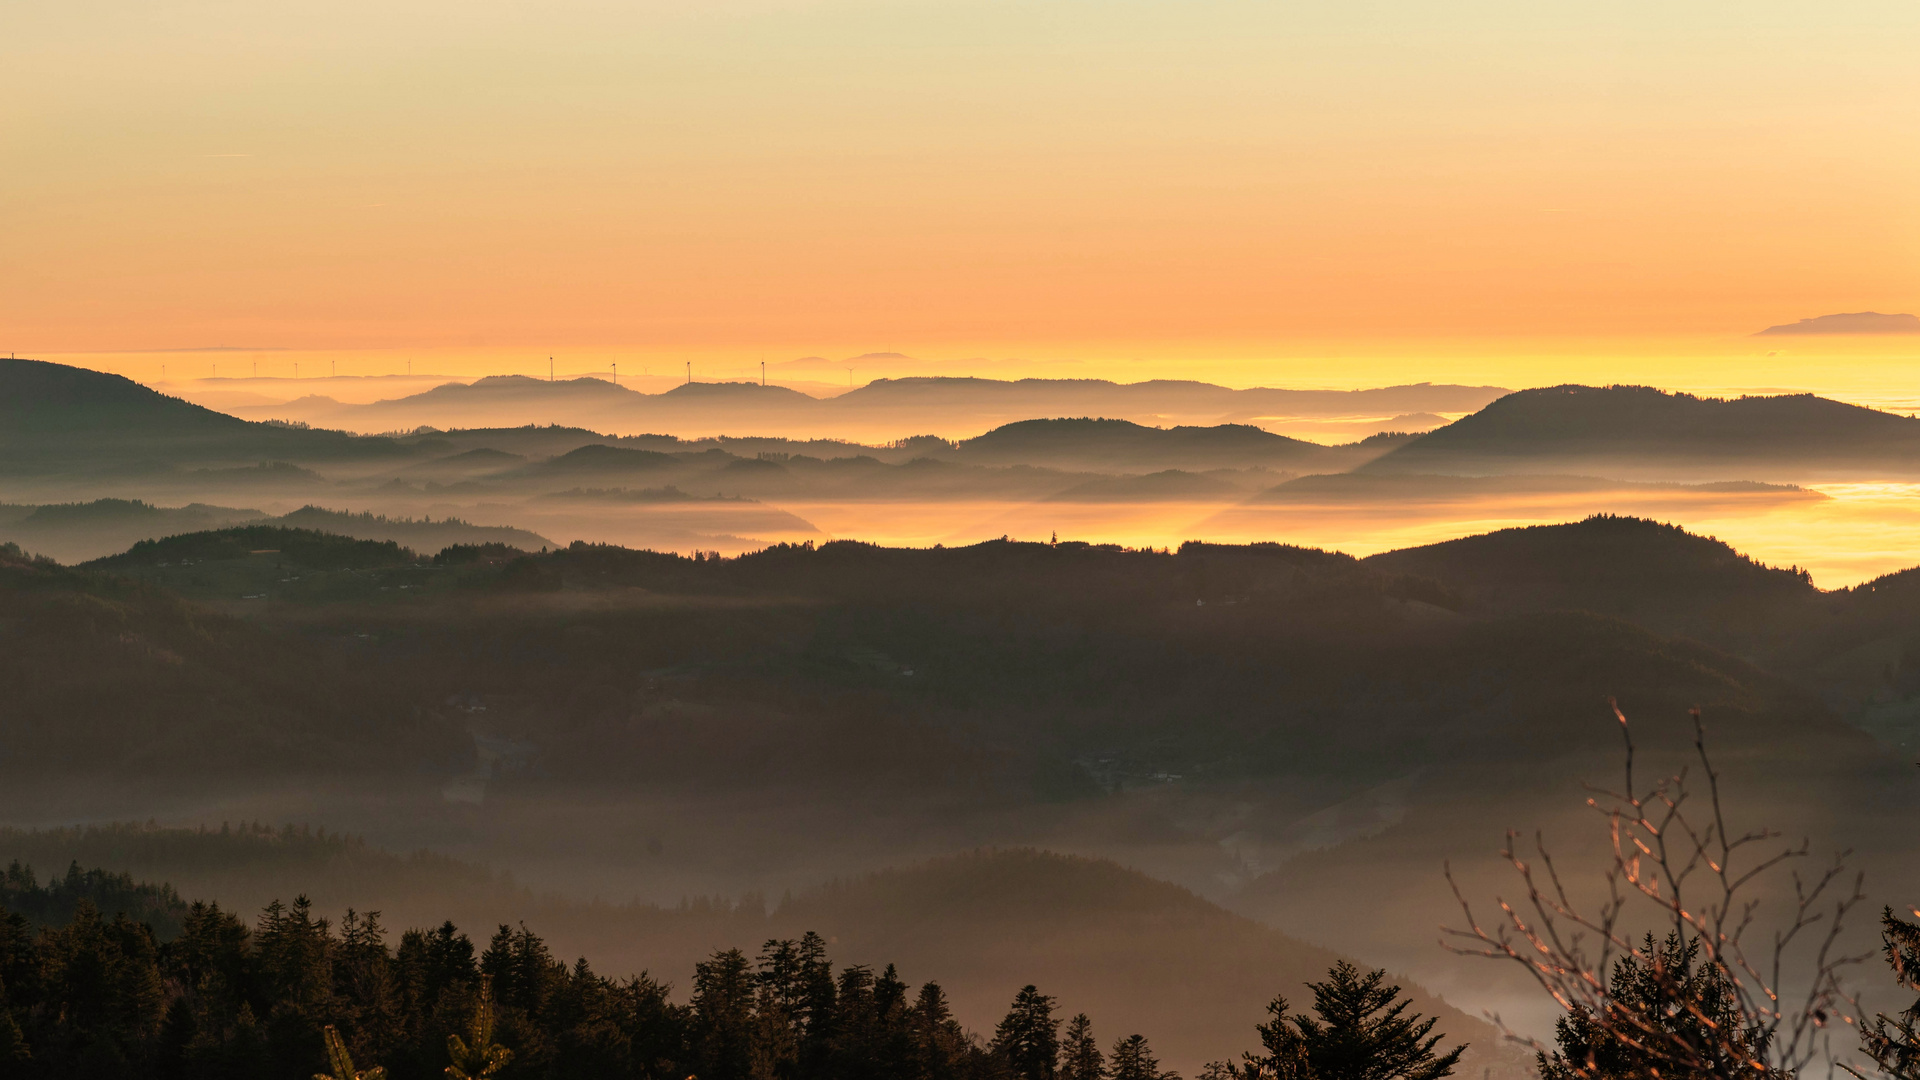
<box><xmin>6</xmin><ymin>357</ymin><xmax>1920</xmax><ymax>1079</ymax></box>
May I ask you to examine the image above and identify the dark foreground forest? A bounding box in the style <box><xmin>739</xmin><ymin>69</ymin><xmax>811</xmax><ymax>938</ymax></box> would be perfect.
<box><xmin>8</xmin><ymin>859</ymin><xmax>1920</xmax><ymax>1080</ymax></box>
<box><xmin>0</xmin><ymin>860</ymin><xmax>1473</xmax><ymax>1080</ymax></box>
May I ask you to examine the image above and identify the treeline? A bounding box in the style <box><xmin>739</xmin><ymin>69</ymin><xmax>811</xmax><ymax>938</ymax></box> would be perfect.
<box><xmin>0</xmin><ymin>862</ymin><xmax>188</xmax><ymax>941</ymax></box>
<box><xmin>0</xmin><ymin>871</ymin><xmax>1464</xmax><ymax>1080</ymax></box>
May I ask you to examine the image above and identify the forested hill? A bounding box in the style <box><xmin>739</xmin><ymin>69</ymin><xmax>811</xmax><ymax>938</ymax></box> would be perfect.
<box><xmin>948</xmin><ymin>417</ymin><xmax>1359</xmax><ymax>470</ymax></box>
<box><xmin>0</xmin><ymin>540</ymin><xmax>466</xmax><ymax>774</ymax></box>
<box><xmin>0</xmin><ymin>357</ymin><xmax>247</xmax><ymax>440</ymax></box>
<box><xmin>0</xmin><ymin>357</ymin><xmax>411</xmax><ymax>468</ymax></box>
<box><xmin>4</xmin><ymin>519</ymin><xmax>1887</xmax><ymax>789</ymax></box>
<box><xmin>1365</xmin><ymin>384</ymin><xmax>1920</xmax><ymax>475</ymax></box>
<box><xmin>1360</xmin><ymin>515</ymin><xmax>1820</xmax><ymax>653</ymax></box>
<box><xmin>0</xmin><ymin>500</ymin><xmax>553</xmax><ymax>566</ymax></box>
<box><xmin>88</xmin><ymin>524</ymin><xmax>418</xmax><ymax>570</ymax></box>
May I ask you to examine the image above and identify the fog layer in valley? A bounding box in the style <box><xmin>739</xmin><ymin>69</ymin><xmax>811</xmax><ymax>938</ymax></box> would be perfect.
<box><xmin>6</xmin><ymin>358</ymin><xmax>1920</xmax><ymax>1076</ymax></box>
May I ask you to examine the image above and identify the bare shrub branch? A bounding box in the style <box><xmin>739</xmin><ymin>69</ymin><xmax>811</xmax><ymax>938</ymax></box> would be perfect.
<box><xmin>1442</xmin><ymin>701</ymin><xmax>1869</xmax><ymax>1079</ymax></box>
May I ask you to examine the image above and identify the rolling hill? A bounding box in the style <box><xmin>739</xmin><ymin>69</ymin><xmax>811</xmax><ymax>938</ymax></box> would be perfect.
<box><xmin>950</xmin><ymin>417</ymin><xmax>1356</xmax><ymax>471</ymax></box>
<box><xmin>1364</xmin><ymin>384</ymin><xmax>1920</xmax><ymax>479</ymax></box>
<box><xmin>7</xmin><ymin>519</ymin><xmax>1920</xmax><ymax>1059</ymax></box>
<box><xmin>0</xmin><ymin>500</ymin><xmax>550</xmax><ymax>564</ymax></box>
<box><xmin>0</xmin><ymin>357</ymin><xmax>413</xmax><ymax>471</ymax></box>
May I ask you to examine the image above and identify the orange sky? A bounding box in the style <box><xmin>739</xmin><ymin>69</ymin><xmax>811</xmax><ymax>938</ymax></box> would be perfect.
<box><xmin>4</xmin><ymin>0</ymin><xmax>1917</xmax><ymax>387</ymax></box>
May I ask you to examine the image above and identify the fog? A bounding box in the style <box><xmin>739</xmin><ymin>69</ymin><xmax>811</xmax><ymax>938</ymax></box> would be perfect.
<box><xmin>7</xmin><ymin>363</ymin><xmax>1920</xmax><ymax>1079</ymax></box>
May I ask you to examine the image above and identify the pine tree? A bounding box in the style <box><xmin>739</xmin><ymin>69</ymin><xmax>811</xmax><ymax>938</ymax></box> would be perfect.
<box><xmin>1540</xmin><ymin>935</ymin><xmax>1778</xmax><ymax>1080</ymax></box>
<box><xmin>446</xmin><ymin>974</ymin><xmax>514</xmax><ymax>1080</ymax></box>
<box><xmin>755</xmin><ymin>939</ymin><xmax>805</xmax><ymax>1078</ymax></box>
<box><xmin>480</xmin><ymin>923</ymin><xmax>560</xmax><ymax>1020</ymax></box>
<box><xmin>1110</xmin><ymin>1033</ymin><xmax>1171</xmax><ymax>1080</ymax></box>
<box><xmin>798</xmin><ymin>929</ymin><xmax>838</xmax><ymax>1071</ymax></box>
<box><xmin>337</xmin><ymin>909</ymin><xmax>400</xmax><ymax>1068</ymax></box>
<box><xmin>1227</xmin><ymin>962</ymin><xmax>1463</xmax><ymax>1080</ymax></box>
<box><xmin>315</xmin><ymin>1024</ymin><xmax>387</xmax><ymax>1080</ymax></box>
<box><xmin>831</xmin><ymin>964</ymin><xmax>882</xmax><ymax>1078</ymax></box>
<box><xmin>872</xmin><ymin>964</ymin><xmax>916</xmax><ymax>1078</ymax></box>
<box><xmin>909</xmin><ymin>981</ymin><xmax>970</xmax><ymax>1080</ymax></box>
<box><xmin>1062</xmin><ymin>1014</ymin><xmax>1105</xmax><ymax>1080</ymax></box>
<box><xmin>691</xmin><ymin>948</ymin><xmax>759</xmax><ymax>1080</ymax></box>
<box><xmin>1864</xmin><ymin>907</ymin><xmax>1920</xmax><ymax>1080</ymax></box>
<box><xmin>993</xmin><ymin>985</ymin><xmax>1060</xmax><ymax>1080</ymax></box>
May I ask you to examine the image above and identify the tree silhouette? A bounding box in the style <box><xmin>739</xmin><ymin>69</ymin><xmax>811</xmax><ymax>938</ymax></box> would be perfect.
<box><xmin>993</xmin><ymin>985</ymin><xmax>1061</xmax><ymax>1080</ymax></box>
<box><xmin>1109</xmin><ymin>1033</ymin><xmax>1171</xmax><ymax>1080</ymax></box>
<box><xmin>1218</xmin><ymin>963</ymin><xmax>1462</xmax><ymax>1080</ymax></box>
<box><xmin>1062</xmin><ymin>1013</ymin><xmax>1105</xmax><ymax>1080</ymax></box>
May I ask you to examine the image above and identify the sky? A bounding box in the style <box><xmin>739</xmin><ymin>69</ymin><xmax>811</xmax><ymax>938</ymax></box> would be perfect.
<box><xmin>4</xmin><ymin>0</ymin><xmax>1918</xmax><ymax>391</ymax></box>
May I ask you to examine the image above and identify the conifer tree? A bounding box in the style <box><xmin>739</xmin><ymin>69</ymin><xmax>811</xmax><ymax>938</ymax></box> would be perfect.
<box><xmin>909</xmin><ymin>981</ymin><xmax>970</xmax><ymax>1080</ymax></box>
<box><xmin>832</xmin><ymin>964</ymin><xmax>882</xmax><ymax>1077</ymax></box>
<box><xmin>754</xmin><ymin>938</ymin><xmax>805</xmax><ymax>1077</ymax></box>
<box><xmin>798</xmin><ymin>931</ymin><xmax>838</xmax><ymax>1050</ymax></box>
<box><xmin>315</xmin><ymin>1024</ymin><xmax>387</xmax><ymax>1080</ymax></box>
<box><xmin>871</xmin><ymin>964</ymin><xmax>916</xmax><ymax>1078</ymax></box>
<box><xmin>481</xmin><ymin>923</ymin><xmax>560</xmax><ymax>1020</ymax></box>
<box><xmin>1864</xmin><ymin>907</ymin><xmax>1920</xmax><ymax>1080</ymax></box>
<box><xmin>1062</xmin><ymin>1013</ymin><xmax>1105</xmax><ymax>1080</ymax></box>
<box><xmin>993</xmin><ymin>985</ymin><xmax>1061</xmax><ymax>1080</ymax></box>
<box><xmin>336</xmin><ymin>909</ymin><xmax>399</xmax><ymax>1067</ymax></box>
<box><xmin>1224</xmin><ymin>963</ymin><xmax>1462</xmax><ymax>1080</ymax></box>
<box><xmin>691</xmin><ymin>948</ymin><xmax>759</xmax><ymax>1080</ymax></box>
<box><xmin>446</xmin><ymin>974</ymin><xmax>514</xmax><ymax>1080</ymax></box>
<box><xmin>1537</xmin><ymin>935</ymin><xmax>1778</xmax><ymax>1080</ymax></box>
<box><xmin>1109</xmin><ymin>1033</ymin><xmax>1172</xmax><ymax>1080</ymax></box>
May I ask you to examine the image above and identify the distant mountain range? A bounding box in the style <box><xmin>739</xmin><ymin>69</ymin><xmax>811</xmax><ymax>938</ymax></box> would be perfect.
<box><xmin>16</xmin><ymin>359</ymin><xmax>1920</xmax><ymax>515</ymax></box>
<box><xmin>1758</xmin><ymin>311</ymin><xmax>1920</xmax><ymax>335</ymax></box>
<box><xmin>222</xmin><ymin>372</ymin><xmax>1509</xmax><ymax>441</ymax></box>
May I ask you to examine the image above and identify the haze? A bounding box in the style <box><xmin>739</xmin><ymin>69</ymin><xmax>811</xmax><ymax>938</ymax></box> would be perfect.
<box><xmin>6</xmin><ymin>2</ymin><xmax>1920</xmax><ymax>1079</ymax></box>
<box><xmin>6</xmin><ymin>0</ymin><xmax>1918</xmax><ymax>379</ymax></box>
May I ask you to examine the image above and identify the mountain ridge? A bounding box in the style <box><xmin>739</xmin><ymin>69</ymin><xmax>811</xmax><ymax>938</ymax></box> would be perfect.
<box><xmin>1365</xmin><ymin>384</ymin><xmax>1920</xmax><ymax>478</ymax></box>
<box><xmin>0</xmin><ymin>357</ymin><xmax>413</xmax><ymax>469</ymax></box>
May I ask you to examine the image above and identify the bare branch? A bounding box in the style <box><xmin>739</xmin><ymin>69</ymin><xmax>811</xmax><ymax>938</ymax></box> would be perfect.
<box><xmin>1442</xmin><ymin>704</ymin><xmax>1867</xmax><ymax>1080</ymax></box>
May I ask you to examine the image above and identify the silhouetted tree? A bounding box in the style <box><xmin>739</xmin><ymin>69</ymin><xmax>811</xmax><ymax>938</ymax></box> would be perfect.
<box><xmin>908</xmin><ymin>981</ymin><xmax>972</xmax><ymax>1080</ymax></box>
<box><xmin>993</xmin><ymin>985</ymin><xmax>1060</xmax><ymax>1080</ymax></box>
<box><xmin>1109</xmin><ymin>1033</ymin><xmax>1173</xmax><ymax>1080</ymax></box>
<box><xmin>691</xmin><ymin>947</ymin><xmax>758</xmax><ymax>1080</ymax></box>
<box><xmin>1062</xmin><ymin>1014</ymin><xmax>1104</xmax><ymax>1080</ymax></box>
<box><xmin>1219</xmin><ymin>963</ymin><xmax>1460</xmax><ymax>1080</ymax></box>
<box><xmin>797</xmin><ymin>931</ymin><xmax>838</xmax><ymax>1076</ymax></box>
